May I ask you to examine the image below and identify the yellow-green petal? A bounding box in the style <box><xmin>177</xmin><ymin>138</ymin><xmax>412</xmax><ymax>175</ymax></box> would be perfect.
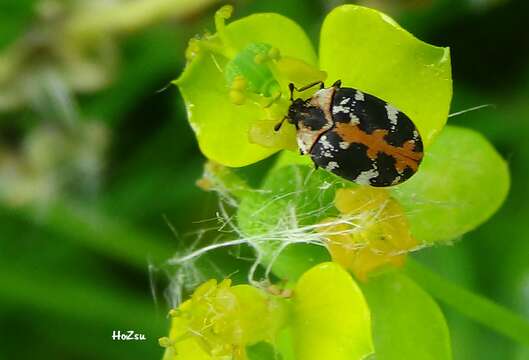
<box><xmin>177</xmin><ymin>13</ymin><xmax>317</xmax><ymax>167</ymax></box>
<box><xmin>163</xmin><ymin>338</ymin><xmax>212</xmax><ymax>360</ymax></box>
<box><xmin>319</xmin><ymin>5</ymin><xmax>452</xmax><ymax>147</ymax></box>
<box><xmin>177</xmin><ymin>52</ymin><xmax>272</xmax><ymax>167</ymax></box>
<box><xmin>225</xmin><ymin>13</ymin><xmax>317</xmax><ymax>66</ymax></box>
<box><xmin>391</xmin><ymin>125</ymin><xmax>510</xmax><ymax>244</ymax></box>
<box><xmin>162</xmin><ymin>317</ymin><xmax>212</xmax><ymax>360</ymax></box>
<box><xmin>293</xmin><ymin>262</ymin><xmax>373</xmax><ymax>360</ymax></box>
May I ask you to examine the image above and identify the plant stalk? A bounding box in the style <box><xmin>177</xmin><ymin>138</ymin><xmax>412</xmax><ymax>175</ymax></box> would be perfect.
<box><xmin>406</xmin><ymin>258</ymin><xmax>529</xmax><ymax>347</ymax></box>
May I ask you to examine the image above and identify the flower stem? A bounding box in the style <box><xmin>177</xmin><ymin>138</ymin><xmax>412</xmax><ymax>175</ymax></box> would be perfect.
<box><xmin>405</xmin><ymin>258</ymin><xmax>529</xmax><ymax>346</ymax></box>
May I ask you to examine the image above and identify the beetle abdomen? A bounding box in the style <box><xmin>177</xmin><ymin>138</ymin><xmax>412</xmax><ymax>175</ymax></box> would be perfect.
<box><xmin>311</xmin><ymin>87</ymin><xmax>423</xmax><ymax>187</ymax></box>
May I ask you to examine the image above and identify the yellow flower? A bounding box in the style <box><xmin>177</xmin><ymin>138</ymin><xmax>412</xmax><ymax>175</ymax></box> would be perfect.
<box><xmin>319</xmin><ymin>187</ymin><xmax>417</xmax><ymax>281</ymax></box>
<box><xmin>159</xmin><ymin>278</ymin><xmax>289</xmax><ymax>360</ymax></box>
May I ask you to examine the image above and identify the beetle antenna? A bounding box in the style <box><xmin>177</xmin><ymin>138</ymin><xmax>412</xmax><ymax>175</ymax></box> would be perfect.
<box><xmin>291</xmin><ymin>81</ymin><xmax>325</xmax><ymax>93</ymax></box>
<box><xmin>274</xmin><ymin>116</ymin><xmax>288</xmax><ymax>131</ymax></box>
<box><xmin>288</xmin><ymin>83</ymin><xmax>294</xmax><ymax>101</ymax></box>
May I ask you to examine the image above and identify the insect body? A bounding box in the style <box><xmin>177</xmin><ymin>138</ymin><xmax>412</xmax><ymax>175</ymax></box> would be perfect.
<box><xmin>275</xmin><ymin>80</ymin><xmax>423</xmax><ymax>187</ymax></box>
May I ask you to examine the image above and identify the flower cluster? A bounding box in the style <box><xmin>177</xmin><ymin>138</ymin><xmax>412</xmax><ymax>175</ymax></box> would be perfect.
<box><xmin>164</xmin><ymin>4</ymin><xmax>510</xmax><ymax>359</ymax></box>
<box><xmin>160</xmin><ymin>263</ymin><xmax>373</xmax><ymax>360</ymax></box>
<box><xmin>159</xmin><ymin>278</ymin><xmax>289</xmax><ymax>360</ymax></box>
<box><xmin>319</xmin><ymin>187</ymin><xmax>418</xmax><ymax>281</ymax></box>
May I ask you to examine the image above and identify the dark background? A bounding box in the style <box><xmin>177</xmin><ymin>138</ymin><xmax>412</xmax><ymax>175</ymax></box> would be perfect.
<box><xmin>0</xmin><ymin>0</ymin><xmax>528</xmax><ymax>359</ymax></box>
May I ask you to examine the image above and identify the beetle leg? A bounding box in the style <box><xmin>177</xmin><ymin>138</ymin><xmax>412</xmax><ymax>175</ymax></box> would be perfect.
<box><xmin>289</xmin><ymin>81</ymin><xmax>325</xmax><ymax>97</ymax></box>
<box><xmin>332</xmin><ymin>80</ymin><xmax>342</xmax><ymax>88</ymax></box>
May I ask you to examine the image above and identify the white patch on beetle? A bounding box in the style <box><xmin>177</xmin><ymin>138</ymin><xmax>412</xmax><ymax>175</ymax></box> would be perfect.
<box><xmin>297</xmin><ymin>101</ymin><xmax>334</xmax><ymax>155</ymax></box>
<box><xmin>413</xmin><ymin>130</ymin><xmax>420</xmax><ymax>141</ymax></box>
<box><xmin>391</xmin><ymin>176</ymin><xmax>402</xmax><ymax>185</ymax></box>
<box><xmin>354</xmin><ymin>169</ymin><xmax>379</xmax><ymax>185</ymax></box>
<box><xmin>312</xmin><ymin>88</ymin><xmax>331</xmax><ymax>102</ymax></box>
<box><xmin>339</xmin><ymin>141</ymin><xmax>350</xmax><ymax>149</ymax></box>
<box><xmin>319</xmin><ymin>135</ymin><xmax>336</xmax><ymax>151</ymax></box>
<box><xmin>296</xmin><ymin>137</ymin><xmax>309</xmax><ymax>154</ymax></box>
<box><xmin>354</xmin><ymin>91</ymin><xmax>365</xmax><ymax>101</ymax></box>
<box><xmin>310</xmin><ymin>87</ymin><xmax>335</xmax><ymax>123</ymax></box>
<box><xmin>385</xmin><ymin>104</ymin><xmax>399</xmax><ymax>126</ymax></box>
<box><xmin>326</xmin><ymin>161</ymin><xmax>339</xmax><ymax>171</ymax></box>
<box><xmin>340</xmin><ymin>97</ymin><xmax>351</xmax><ymax>105</ymax></box>
<box><xmin>296</xmin><ymin>127</ymin><xmax>320</xmax><ymax>154</ymax></box>
<box><xmin>332</xmin><ymin>105</ymin><xmax>350</xmax><ymax>114</ymax></box>
<box><xmin>349</xmin><ymin>114</ymin><xmax>360</xmax><ymax>125</ymax></box>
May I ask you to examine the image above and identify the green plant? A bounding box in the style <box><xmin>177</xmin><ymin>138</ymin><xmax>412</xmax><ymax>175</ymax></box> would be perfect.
<box><xmin>159</xmin><ymin>5</ymin><xmax>525</xmax><ymax>360</ymax></box>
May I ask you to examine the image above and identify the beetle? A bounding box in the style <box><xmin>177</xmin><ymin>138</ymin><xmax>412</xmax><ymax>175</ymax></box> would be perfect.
<box><xmin>274</xmin><ymin>80</ymin><xmax>423</xmax><ymax>187</ymax></box>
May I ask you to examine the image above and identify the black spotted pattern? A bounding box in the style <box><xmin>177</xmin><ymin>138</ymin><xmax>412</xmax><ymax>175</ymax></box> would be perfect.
<box><xmin>332</xmin><ymin>88</ymin><xmax>423</xmax><ymax>152</ymax></box>
<box><xmin>299</xmin><ymin>105</ymin><xmax>327</xmax><ymax>130</ymax></box>
<box><xmin>288</xmin><ymin>98</ymin><xmax>329</xmax><ymax>131</ymax></box>
<box><xmin>310</xmin><ymin>131</ymin><xmax>372</xmax><ymax>181</ymax></box>
<box><xmin>373</xmin><ymin>152</ymin><xmax>414</xmax><ymax>187</ymax></box>
<box><xmin>307</xmin><ymin>86</ymin><xmax>423</xmax><ymax>187</ymax></box>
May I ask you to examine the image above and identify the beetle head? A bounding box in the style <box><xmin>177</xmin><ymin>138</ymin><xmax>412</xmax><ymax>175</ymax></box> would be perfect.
<box><xmin>274</xmin><ymin>98</ymin><xmax>308</xmax><ymax>131</ymax></box>
<box><xmin>287</xmin><ymin>98</ymin><xmax>308</xmax><ymax>127</ymax></box>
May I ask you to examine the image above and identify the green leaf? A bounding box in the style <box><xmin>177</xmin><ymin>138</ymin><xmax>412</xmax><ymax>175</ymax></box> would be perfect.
<box><xmin>0</xmin><ymin>0</ymin><xmax>36</xmax><ymax>50</ymax></box>
<box><xmin>238</xmin><ymin>165</ymin><xmax>343</xmax><ymax>234</ymax></box>
<box><xmin>293</xmin><ymin>262</ymin><xmax>373</xmax><ymax>360</ymax></box>
<box><xmin>319</xmin><ymin>5</ymin><xmax>452</xmax><ymax>147</ymax></box>
<box><xmin>237</xmin><ymin>165</ymin><xmax>338</xmax><ymax>280</ymax></box>
<box><xmin>271</xmin><ymin>149</ymin><xmax>313</xmax><ymax>171</ymax></box>
<box><xmin>405</xmin><ymin>259</ymin><xmax>529</xmax><ymax>349</ymax></box>
<box><xmin>361</xmin><ymin>271</ymin><xmax>452</xmax><ymax>360</ymax></box>
<box><xmin>247</xmin><ymin>342</ymin><xmax>282</xmax><ymax>360</ymax></box>
<box><xmin>177</xmin><ymin>13</ymin><xmax>316</xmax><ymax>167</ymax></box>
<box><xmin>391</xmin><ymin>125</ymin><xmax>510</xmax><ymax>243</ymax></box>
<box><xmin>275</xmin><ymin>328</ymin><xmax>296</xmax><ymax>360</ymax></box>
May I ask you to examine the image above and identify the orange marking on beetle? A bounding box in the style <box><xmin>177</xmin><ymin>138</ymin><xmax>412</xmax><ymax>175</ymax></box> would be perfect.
<box><xmin>334</xmin><ymin>123</ymin><xmax>422</xmax><ymax>172</ymax></box>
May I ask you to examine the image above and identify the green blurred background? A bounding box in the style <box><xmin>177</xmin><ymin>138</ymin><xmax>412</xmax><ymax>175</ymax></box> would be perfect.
<box><xmin>0</xmin><ymin>0</ymin><xmax>528</xmax><ymax>359</ymax></box>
